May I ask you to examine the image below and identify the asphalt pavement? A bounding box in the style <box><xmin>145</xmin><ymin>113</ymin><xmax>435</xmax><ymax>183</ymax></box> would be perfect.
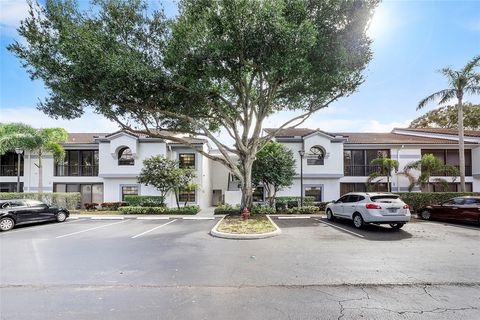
<box><xmin>1</xmin><ymin>216</ymin><xmax>479</xmax><ymax>319</ymax></box>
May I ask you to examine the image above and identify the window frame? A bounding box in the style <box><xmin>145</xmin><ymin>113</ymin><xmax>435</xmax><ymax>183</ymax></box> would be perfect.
<box><xmin>118</xmin><ymin>147</ymin><xmax>135</xmax><ymax>166</ymax></box>
<box><xmin>178</xmin><ymin>153</ymin><xmax>196</xmax><ymax>169</ymax></box>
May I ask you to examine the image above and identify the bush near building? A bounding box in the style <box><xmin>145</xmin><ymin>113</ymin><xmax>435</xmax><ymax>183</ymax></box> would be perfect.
<box><xmin>0</xmin><ymin>192</ymin><xmax>80</xmax><ymax>210</ymax></box>
<box><xmin>396</xmin><ymin>192</ymin><xmax>480</xmax><ymax>213</ymax></box>
<box><xmin>119</xmin><ymin>205</ymin><xmax>200</xmax><ymax>215</ymax></box>
<box><xmin>124</xmin><ymin>195</ymin><xmax>166</xmax><ymax>207</ymax></box>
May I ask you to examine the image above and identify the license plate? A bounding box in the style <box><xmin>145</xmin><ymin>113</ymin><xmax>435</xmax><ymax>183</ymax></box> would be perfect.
<box><xmin>387</xmin><ymin>208</ymin><xmax>398</xmax><ymax>213</ymax></box>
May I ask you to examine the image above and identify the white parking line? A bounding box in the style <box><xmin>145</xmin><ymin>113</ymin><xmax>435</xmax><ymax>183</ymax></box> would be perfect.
<box><xmin>55</xmin><ymin>220</ymin><xmax>128</xmax><ymax>239</ymax></box>
<box><xmin>91</xmin><ymin>217</ymin><xmax>125</xmax><ymax>220</ymax></box>
<box><xmin>313</xmin><ymin>218</ymin><xmax>365</xmax><ymax>238</ymax></box>
<box><xmin>182</xmin><ymin>217</ymin><xmax>215</xmax><ymax>220</ymax></box>
<box><xmin>136</xmin><ymin>217</ymin><xmax>170</xmax><ymax>220</ymax></box>
<box><xmin>0</xmin><ymin>219</ymin><xmax>82</xmax><ymax>236</ymax></box>
<box><xmin>277</xmin><ymin>216</ymin><xmax>311</xmax><ymax>219</ymax></box>
<box><xmin>131</xmin><ymin>219</ymin><xmax>178</xmax><ymax>238</ymax></box>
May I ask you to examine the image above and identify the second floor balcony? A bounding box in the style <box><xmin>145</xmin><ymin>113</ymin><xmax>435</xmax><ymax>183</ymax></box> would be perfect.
<box><xmin>55</xmin><ymin>164</ymin><xmax>99</xmax><ymax>177</ymax></box>
<box><xmin>431</xmin><ymin>165</ymin><xmax>472</xmax><ymax>177</ymax></box>
<box><xmin>0</xmin><ymin>165</ymin><xmax>23</xmax><ymax>177</ymax></box>
<box><xmin>344</xmin><ymin>165</ymin><xmax>383</xmax><ymax>177</ymax></box>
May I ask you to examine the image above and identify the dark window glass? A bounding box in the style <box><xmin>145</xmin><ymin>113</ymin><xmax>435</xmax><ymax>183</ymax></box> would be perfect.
<box><xmin>337</xmin><ymin>195</ymin><xmax>349</xmax><ymax>203</ymax></box>
<box><xmin>340</xmin><ymin>183</ymin><xmax>367</xmax><ymax>195</ymax></box>
<box><xmin>179</xmin><ymin>154</ymin><xmax>195</xmax><ymax>169</ymax></box>
<box><xmin>252</xmin><ymin>187</ymin><xmax>264</xmax><ymax>202</ymax></box>
<box><xmin>179</xmin><ymin>188</ymin><xmax>196</xmax><ymax>203</ymax></box>
<box><xmin>463</xmin><ymin>198</ymin><xmax>480</xmax><ymax>205</ymax></box>
<box><xmin>118</xmin><ymin>147</ymin><xmax>134</xmax><ymax>166</ymax></box>
<box><xmin>305</xmin><ymin>186</ymin><xmax>322</xmax><ymax>202</ymax></box>
<box><xmin>122</xmin><ymin>186</ymin><xmax>138</xmax><ymax>201</ymax></box>
<box><xmin>9</xmin><ymin>200</ymin><xmax>27</xmax><ymax>207</ymax></box>
<box><xmin>443</xmin><ymin>198</ymin><xmax>464</xmax><ymax>205</ymax></box>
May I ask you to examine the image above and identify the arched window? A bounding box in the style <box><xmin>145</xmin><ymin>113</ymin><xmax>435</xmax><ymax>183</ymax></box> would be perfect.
<box><xmin>118</xmin><ymin>147</ymin><xmax>134</xmax><ymax>166</ymax></box>
<box><xmin>307</xmin><ymin>145</ymin><xmax>326</xmax><ymax>165</ymax></box>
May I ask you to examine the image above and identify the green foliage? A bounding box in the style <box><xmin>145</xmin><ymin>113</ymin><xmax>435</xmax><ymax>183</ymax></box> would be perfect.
<box><xmin>278</xmin><ymin>206</ymin><xmax>322</xmax><ymax>214</ymax></box>
<box><xmin>214</xmin><ymin>204</ymin><xmax>241</xmax><ymax>215</ymax></box>
<box><xmin>119</xmin><ymin>205</ymin><xmax>200</xmax><ymax>215</ymax></box>
<box><xmin>252</xmin><ymin>141</ymin><xmax>296</xmax><ymax>206</ymax></box>
<box><xmin>99</xmin><ymin>202</ymin><xmax>128</xmax><ymax>210</ymax></box>
<box><xmin>410</xmin><ymin>103</ymin><xmax>480</xmax><ymax>130</ymax></box>
<box><xmin>124</xmin><ymin>195</ymin><xmax>166</xmax><ymax>207</ymax></box>
<box><xmin>137</xmin><ymin>155</ymin><xmax>195</xmax><ymax>206</ymax></box>
<box><xmin>274</xmin><ymin>196</ymin><xmax>315</xmax><ymax>210</ymax></box>
<box><xmin>9</xmin><ymin>0</ymin><xmax>377</xmax><ymax>209</ymax></box>
<box><xmin>0</xmin><ymin>192</ymin><xmax>81</xmax><ymax>210</ymax></box>
<box><xmin>367</xmin><ymin>157</ymin><xmax>399</xmax><ymax>192</ymax></box>
<box><xmin>401</xmin><ymin>154</ymin><xmax>459</xmax><ymax>192</ymax></box>
<box><xmin>396</xmin><ymin>192</ymin><xmax>480</xmax><ymax>213</ymax></box>
<box><xmin>250</xmin><ymin>205</ymin><xmax>276</xmax><ymax>215</ymax></box>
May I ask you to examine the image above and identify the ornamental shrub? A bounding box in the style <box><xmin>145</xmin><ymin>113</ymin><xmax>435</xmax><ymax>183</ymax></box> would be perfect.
<box><xmin>0</xmin><ymin>192</ymin><xmax>81</xmax><ymax>210</ymax></box>
<box><xmin>124</xmin><ymin>195</ymin><xmax>165</xmax><ymax>207</ymax></box>
<box><xmin>250</xmin><ymin>205</ymin><xmax>276</xmax><ymax>215</ymax></box>
<box><xmin>119</xmin><ymin>205</ymin><xmax>200</xmax><ymax>215</ymax></box>
<box><xmin>274</xmin><ymin>196</ymin><xmax>315</xmax><ymax>210</ymax></box>
<box><xmin>214</xmin><ymin>204</ymin><xmax>241</xmax><ymax>215</ymax></box>
<box><xmin>395</xmin><ymin>192</ymin><xmax>480</xmax><ymax>213</ymax></box>
<box><xmin>100</xmin><ymin>202</ymin><xmax>127</xmax><ymax>210</ymax></box>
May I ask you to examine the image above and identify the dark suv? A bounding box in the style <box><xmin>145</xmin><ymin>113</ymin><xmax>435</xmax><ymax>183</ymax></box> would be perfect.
<box><xmin>0</xmin><ymin>199</ymin><xmax>70</xmax><ymax>232</ymax></box>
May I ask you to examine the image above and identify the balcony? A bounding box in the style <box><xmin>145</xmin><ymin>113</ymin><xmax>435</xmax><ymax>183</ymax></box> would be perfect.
<box><xmin>344</xmin><ymin>165</ymin><xmax>383</xmax><ymax>177</ymax></box>
<box><xmin>55</xmin><ymin>165</ymin><xmax>99</xmax><ymax>177</ymax></box>
<box><xmin>431</xmin><ymin>165</ymin><xmax>472</xmax><ymax>177</ymax></box>
<box><xmin>0</xmin><ymin>165</ymin><xmax>23</xmax><ymax>176</ymax></box>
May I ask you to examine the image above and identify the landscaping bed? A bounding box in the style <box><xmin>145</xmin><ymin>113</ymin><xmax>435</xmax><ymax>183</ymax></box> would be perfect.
<box><xmin>216</xmin><ymin>214</ymin><xmax>276</xmax><ymax>234</ymax></box>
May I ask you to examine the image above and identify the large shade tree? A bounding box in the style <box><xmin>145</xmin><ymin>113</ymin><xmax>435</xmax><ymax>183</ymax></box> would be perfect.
<box><xmin>9</xmin><ymin>0</ymin><xmax>377</xmax><ymax>208</ymax></box>
<box><xmin>417</xmin><ymin>56</ymin><xmax>480</xmax><ymax>192</ymax></box>
<box><xmin>409</xmin><ymin>103</ymin><xmax>480</xmax><ymax>130</ymax></box>
<box><xmin>0</xmin><ymin>123</ymin><xmax>68</xmax><ymax>193</ymax></box>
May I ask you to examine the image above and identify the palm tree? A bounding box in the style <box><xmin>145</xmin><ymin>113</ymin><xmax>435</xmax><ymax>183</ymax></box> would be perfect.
<box><xmin>366</xmin><ymin>158</ymin><xmax>398</xmax><ymax>192</ymax></box>
<box><xmin>0</xmin><ymin>123</ymin><xmax>68</xmax><ymax>193</ymax></box>
<box><xmin>418</xmin><ymin>55</ymin><xmax>480</xmax><ymax>192</ymax></box>
<box><xmin>401</xmin><ymin>154</ymin><xmax>459</xmax><ymax>192</ymax></box>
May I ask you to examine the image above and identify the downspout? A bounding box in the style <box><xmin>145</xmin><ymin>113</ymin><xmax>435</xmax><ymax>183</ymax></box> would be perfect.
<box><xmin>396</xmin><ymin>145</ymin><xmax>404</xmax><ymax>192</ymax></box>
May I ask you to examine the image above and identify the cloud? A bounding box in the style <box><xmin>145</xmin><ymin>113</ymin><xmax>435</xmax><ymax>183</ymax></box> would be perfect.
<box><xmin>466</xmin><ymin>19</ymin><xmax>480</xmax><ymax>32</ymax></box>
<box><xmin>0</xmin><ymin>0</ymin><xmax>29</xmax><ymax>37</ymax></box>
<box><xmin>0</xmin><ymin>107</ymin><xmax>120</xmax><ymax>132</ymax></box>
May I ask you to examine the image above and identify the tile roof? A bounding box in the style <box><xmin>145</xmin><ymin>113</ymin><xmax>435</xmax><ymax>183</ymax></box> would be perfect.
<box><xmin>394</xmin><ymin>127</ymin><xmax>480</xmax><ymax>137</ymax></box>
<box><xmin>263</xmin><ymin>128</ymin><xmax>318</xmax><ymax>137</ymax></box>
<box><xmin>336</xmin><ymin>133</ymin><xmax>460</xmax><ymax>145</ymax></box>
<box><xmin>66</xmin><ymin>130</ymin><xmax>206</xmax><ymax>144</ymax></box>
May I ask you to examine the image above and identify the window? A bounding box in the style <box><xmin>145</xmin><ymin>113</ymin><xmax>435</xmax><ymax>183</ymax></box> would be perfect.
<box><xmin>252</xmin><ymin>187</ymin><xmax>264</xmax><ymax>202</ymax></box>
<box><xmin>54</xmin><ymin>183</ymin><xmax>104</xmax><ymax>208</ymax></box>
<box><xmin>179</xmin><ymin>153</ymin><xmax>195</xmax><ymax>169</ymax></box>
<box><xmin>118</xmin><ymin>147</ymin><xmax>134</xmax><ymax>166</ymax></box>
<box><xmin>307</xmin><ymin>146</ymin><xmax>325</xmax><ymax>165</ymax></box>
<box><xmin>340</xmin><ymin>182</ymin><xmax>388</xmax><ymax>195</ymax></box>
<box><xmin>344</xmin><ymin>149</ymin><xmax>390</xmax><ymax>176</ymax></box>
<box><xmin>442</xmin><ymin>198</ymin><xmax>464</xmax><ymax>205</ymax></box>
<box><xmin>121</xmin><ymin>186</ymin><xmax>138</xmax><ymax>201</ymax></box>
<box><xmin>55</xmin><ymin>150</ymin><xmax>99</xmax><ymax>176</ymax></box>
<box><xmin>179</xmin><ymin>188</ymin><xmax>196</xmax><ymax>203</ymax></box>
<box><xmin>304</xmin><ymin>186</ymin><xmax>322</xmax><ymax>202</ymax></box>
<box><xmin>421</xmin><ymin>149</ymin><xmax>472</xmax><ymax>176</ymax></box>
<box><xmin>463</xmin><ymin>198</ymin><xmax>480</xmax><ymax>205</ymax></box>
<box><xmin>428</xmin><ymin>182</ymin><xmax>473</xmax><ymax>192</ymax></box>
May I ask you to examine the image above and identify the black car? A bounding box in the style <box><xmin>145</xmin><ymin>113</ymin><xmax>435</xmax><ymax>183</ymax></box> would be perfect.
<box><xmin>0</xmin><ymin>199</ymin><xmax>70</xmax><ymax>232</ymax></box>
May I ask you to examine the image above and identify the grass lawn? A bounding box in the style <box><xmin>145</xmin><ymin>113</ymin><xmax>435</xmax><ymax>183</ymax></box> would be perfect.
<box><xmin>217</xmin><ymin>214</ymin><xmax>276</xmax><ymax>234</ymax></box>
<box><xmin>72</xmin><ymin>210</ymin><xmax>121</xmax><ymax>215</ymax></box>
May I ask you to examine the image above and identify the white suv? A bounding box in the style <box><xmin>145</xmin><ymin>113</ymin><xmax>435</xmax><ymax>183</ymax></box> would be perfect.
<box><xmin>326</xmin><ymin>192</ymin><xmax>411</xmax><ymax>229</ymax></box>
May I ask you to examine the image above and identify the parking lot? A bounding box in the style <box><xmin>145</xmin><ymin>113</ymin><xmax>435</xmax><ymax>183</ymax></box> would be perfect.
<box><xmin>1</xmin><ymin>216</ymin><xmax>479</xmax><ymax>319</ymax></box>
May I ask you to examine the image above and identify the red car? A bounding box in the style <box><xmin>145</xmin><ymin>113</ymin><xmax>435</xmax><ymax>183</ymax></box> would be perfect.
<box><xmin>418</xmin><ymin>196</ymin><xmax>480</xmax><ymax>225</ymax></box>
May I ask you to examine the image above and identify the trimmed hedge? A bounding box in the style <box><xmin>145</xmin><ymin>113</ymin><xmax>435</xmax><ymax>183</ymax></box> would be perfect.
<box><xmin>0</xmin><ymin>192</ymin><xmax>81</xmax><ymax>210</ymax></box>
<box><xmin>277</xmin><ymin>206</ymin><xmax>322</xmax><ymax>214</ymax></box>
<box><xmin>124</xmin><ymin>195</ymin><xmax>165</xmax><ymax>207</ymax></box>
<box><xmin>250</xmin><ymin>205</ymin><xmax>276</xmax><ymax>215</ymax></box>
<box><xmin>275</xmin><ymin>196</ymin><xmax>315</xmax><ymax>210</ymax></box>
<box><xmin>214</xmin><ymin>204</ymin><xmax>241</xmax><ymax>215</ymax></box>
<box><xmin>119</xmin><ymin>205</ymin><xmax>200</xmax><ymax>215</ymax></box>
<box><xmin>395</xmin><ymin>192</ymin><xmax>480</xmax><ymax>213</ymax></box>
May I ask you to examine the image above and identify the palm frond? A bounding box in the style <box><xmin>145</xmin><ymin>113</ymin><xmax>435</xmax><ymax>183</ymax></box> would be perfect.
<box><xmin>418</xmin><ymin>89</ymin><xmax>454</xmax><ymax>110</ymax></box>
<box><xmin>462</xmin><ymin>55</ymin><xmax>480</xmax><ymax>74</ymax></box>
<box><xmin>464</xmin><ymin>86</ymin><xmax>480</xmax><ymax>95</ymax></box>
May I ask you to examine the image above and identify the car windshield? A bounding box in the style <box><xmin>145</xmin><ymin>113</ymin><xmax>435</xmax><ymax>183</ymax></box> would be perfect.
<box><xmin>26</xmin><ymin>200</ymin><xmax>45</xmax><ymax>207</ymax></box>
<box><xmin>370</xmin><ymin>196</ymin><xmax>402</xmax><ymax>203</ymax></box>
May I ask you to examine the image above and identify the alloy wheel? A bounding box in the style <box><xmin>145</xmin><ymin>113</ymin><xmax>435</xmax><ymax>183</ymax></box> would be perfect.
<box><xmin>420</xmin><ymin>210</ymin><xmax>431</xmax><ymax>220</ymax></box>
<box><xmin>0</xmin><ymin>218</ymin><xmax>14</xmax><ymax>231</ymax></box>
<box><xmin>57</xmin><ymin>212</ymin><xmax>67</xmax><ymax>222</ymax></box>
<box><xmin>353</xmin><ymin>215</ymin><xmax>363</xmax><ymax>228</ymax></box>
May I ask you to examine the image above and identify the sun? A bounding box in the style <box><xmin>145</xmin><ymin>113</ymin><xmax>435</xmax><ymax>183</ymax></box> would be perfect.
<box><xmin>367</xmin><ymin>3</ymin><xmax>389</xmax><ymax>39</ymax></box>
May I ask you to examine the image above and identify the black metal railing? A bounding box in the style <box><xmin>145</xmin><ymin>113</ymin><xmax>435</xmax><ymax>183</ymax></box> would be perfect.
<box><xmin>55</xmin><ymin>165</ymin><xmax>99</xmax><ymax>176</ymax></box>
<box><xmin>344</xmin><ymin>165</ymin><xmax>384</xmax><ymax>177</ymax></box>
<box><xmin>0</xmin><ymin>165</ymin><xmax>23</xmax><ymax>176</ymax></box>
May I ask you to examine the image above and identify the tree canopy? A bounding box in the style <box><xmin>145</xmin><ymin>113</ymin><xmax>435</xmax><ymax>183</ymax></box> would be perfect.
<box><xmin>409</xmin><ymin>103</ymin><xmax>480</xmax><ymax>130</ymax></box>
<box><xmin>252</xmin><ymin>141</ymin><xmax>295</xmax><ymax>207</ymax></box>
<box><xmin>9</xmin><ymin>0</ymin><xmax>377</xmax><ymax>207</ymax></box>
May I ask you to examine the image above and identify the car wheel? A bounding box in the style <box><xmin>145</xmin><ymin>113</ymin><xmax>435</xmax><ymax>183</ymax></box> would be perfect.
<box><xmin>420</xmin><ymin>210</ymin><xmax>431</xmax><ymax>220</ymax></box>
<box><xmin>0</xmin><ymin>217</ymin><xmax>15</xmax><ymax>232</ymax></box>
<box><xmin>390</xmin><ymin>223</ymin><xmax>404</xmax><ymax>230</ymax></box>
<box><xmin>56</xmin><ymin>212</ymin><xmax>67</xmax><ymax>222</ymax></box>
<box><xmin>326</xmin><ymin>209</ymin><xmax>335</xmax><ymax>221</ymax></box>
<box><xmin>352</xmin><ymin>213</ymin><xmax>364</xmax><ymax>229</ymax></box>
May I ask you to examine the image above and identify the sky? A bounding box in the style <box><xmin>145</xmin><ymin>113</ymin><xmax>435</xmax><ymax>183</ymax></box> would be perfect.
<box><xmin>1</xmin><ymin>0</ymin><xmax>479</xmax><ymax>140</ymax></box>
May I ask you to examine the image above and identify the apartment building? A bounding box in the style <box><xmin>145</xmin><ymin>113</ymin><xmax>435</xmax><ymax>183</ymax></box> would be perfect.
<box><xmin>1</xmin><ymin>127</ymin><xmax>479</xmax><ymax>208</ymax></box>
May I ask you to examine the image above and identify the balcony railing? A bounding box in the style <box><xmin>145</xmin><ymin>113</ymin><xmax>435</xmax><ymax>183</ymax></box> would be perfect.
<box><xmin>0</xmin><ymin>165</ymin><xmax>23</xmax><ymax>176</ymax></box>
<box><xmin>344</xmin><ymin>165</ymin><xmax>383</xmax><ymax>177</ymax></box>
<box><xmin>431</xmin><ymin>165</ymin><xmax>472</xmax><ymax>177</ymax></box>
<box><xmin>55</xmin><ymin>165</ymin><xmax>99</xmax><ymax>177</ymax></box>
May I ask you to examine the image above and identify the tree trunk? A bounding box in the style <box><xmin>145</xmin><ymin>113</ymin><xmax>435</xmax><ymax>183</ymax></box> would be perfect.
<box><xmin>387</xmin><ymin>174</ymin><xmax>390</xmax><ymax>192</ymax></box>
<box><xmin>174</xmin><ymin>189</ymin><xmax>180</xmax><ymax>208</ymax></box>
<box><xmin>457</xmin><ymin>95</ymin><xmax>466</xmax><ymax>192</ymax></box>
<box><xmin>37</xmin><ymin>150</ymin><xmax>43</xmax><ymax>194</ymax></box>
<box><xmin>240</xmin><ymin>156</ymin><xmax>254</xmax><ymax>209</ymax></box>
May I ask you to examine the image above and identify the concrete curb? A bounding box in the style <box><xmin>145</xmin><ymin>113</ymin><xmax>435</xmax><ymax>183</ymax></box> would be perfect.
<box><xmin>210</xmin><ymin>215</ymin><xmax>282</xmax><ymax>240</ymax></box>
